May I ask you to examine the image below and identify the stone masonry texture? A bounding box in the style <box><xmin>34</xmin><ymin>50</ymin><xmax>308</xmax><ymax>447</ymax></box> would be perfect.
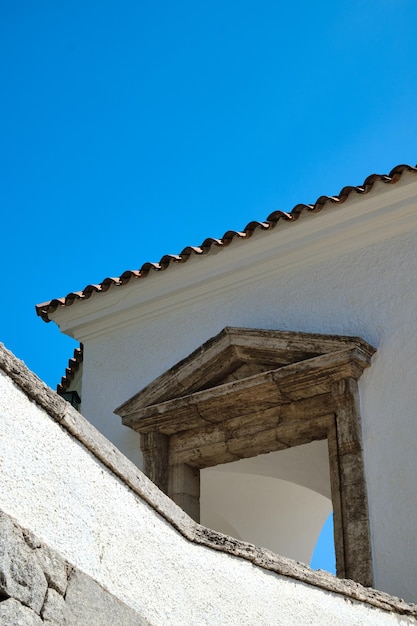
<box><xmin>0</xmin><ymin>511</ymin><xmax>150</xmax><ymax>625</ymax></box>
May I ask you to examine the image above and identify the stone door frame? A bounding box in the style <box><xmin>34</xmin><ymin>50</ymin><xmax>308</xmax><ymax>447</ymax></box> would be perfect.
<box><xmin>116</xmin><ymin>328</ymin><xmax>375</xmax><ymax>586</ymax></box>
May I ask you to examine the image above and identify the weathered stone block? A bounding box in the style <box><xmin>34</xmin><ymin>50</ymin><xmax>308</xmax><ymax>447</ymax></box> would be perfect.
<box><xmin>41</xmin><ymin>588</ymin><xmax>66</xmax><ymax>625</ymax></box>
<box><xmin>64</xmin><ymin>570</ymin><xmax>150</xmax><ymax>625</ymax></box>
<box><xmin>0</xmin><ymin>598</ymin><xmax>43</xmax><ymax>625</ymax></box>
<box><xmin>34</xmin><ymin>544</ymin><xmax>69</xmax><ymax>595</ymax></box>
<box><xmin>0</xmin><ymin>514</ymin><xmax>47</xmax><ymax>614</ymax></box>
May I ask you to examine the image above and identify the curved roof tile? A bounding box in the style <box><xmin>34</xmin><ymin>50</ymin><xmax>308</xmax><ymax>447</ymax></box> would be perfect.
<box><xmin>36</xmin><ymin>164</ymin><xmax>417</xmax><ymax>322</ymax></box>
<box><xmin>57</xmin><ymin>345</ymin><xmax>83</xmax><ymax>394</ymax></box>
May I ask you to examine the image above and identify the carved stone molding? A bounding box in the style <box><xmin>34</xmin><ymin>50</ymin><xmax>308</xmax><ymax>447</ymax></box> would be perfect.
<box><xmin>116</xmin><ymin>328</ymin><xmax>376</xmax><ymax>586</ymax></box>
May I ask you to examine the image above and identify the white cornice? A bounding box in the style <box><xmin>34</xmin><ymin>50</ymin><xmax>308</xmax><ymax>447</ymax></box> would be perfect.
<box><xmin>50</xmin><ymin>174</ymin><xmax>417</xmax><ymax>341</ymax></box>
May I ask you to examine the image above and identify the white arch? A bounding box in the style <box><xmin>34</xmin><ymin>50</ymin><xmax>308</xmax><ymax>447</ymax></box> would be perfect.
<box><xmin>200</xmin><ymin>441</ymin><xmax>332</xmax><ymax>565</ymax></box>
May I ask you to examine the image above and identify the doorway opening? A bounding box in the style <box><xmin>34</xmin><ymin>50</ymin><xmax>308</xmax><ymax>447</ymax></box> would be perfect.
<box><xmin>200</xmin><ymin>441</ymin><xmax>333</xmax><ymax>566</ymax></box>
<box><xmin>116</xmin><ymin>327</ymin><xmax>375</xmax><ymax>586</ymax></box>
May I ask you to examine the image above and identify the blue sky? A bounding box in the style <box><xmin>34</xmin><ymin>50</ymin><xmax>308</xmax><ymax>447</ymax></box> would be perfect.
<box><xmin>1</xmin><ymin>1</ymin><xmax>416</xmax><ymax>573</ymax></box>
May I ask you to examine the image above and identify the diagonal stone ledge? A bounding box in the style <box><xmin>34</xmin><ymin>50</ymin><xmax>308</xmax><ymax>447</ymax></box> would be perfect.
<box><xmin>1</xmin><ymin>342</ymin><xmax>417</xmax><ymax>618</ymax></box>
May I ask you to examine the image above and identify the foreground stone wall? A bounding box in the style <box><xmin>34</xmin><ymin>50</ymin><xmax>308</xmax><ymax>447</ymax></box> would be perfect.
<box><xmin>1</xmin><ymin>344</ymin><xmax>416</xmax><ymax>625</ymax></box>
<box><xmin>0</xmin><ymin>512</ymin><xmax>148</xmax><ymax>625</ymax></box>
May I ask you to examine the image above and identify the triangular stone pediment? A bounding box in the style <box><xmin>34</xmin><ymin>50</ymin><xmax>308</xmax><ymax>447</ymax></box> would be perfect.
<box><xmin>114</xmin><ymin>327</ymin><xmax>376</xmax><ymax>588</ymax></box>
<box><xmin>116</xmin><ymin>327</ymin><xmax>375</xmax><ymax>424</ymax></box>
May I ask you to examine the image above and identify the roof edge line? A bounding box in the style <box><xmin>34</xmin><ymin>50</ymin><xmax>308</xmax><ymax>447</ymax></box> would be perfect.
<box><xmin>36</xmin><ymin>164</ymin><xmax>417</xmax><ymax>322</ymax></box>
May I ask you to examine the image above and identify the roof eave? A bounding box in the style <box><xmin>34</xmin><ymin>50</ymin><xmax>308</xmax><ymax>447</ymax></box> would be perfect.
<box><xmin>38</xmin><ymin>166</ymin><xmax>417</xmax><ymax>341</ymax></box>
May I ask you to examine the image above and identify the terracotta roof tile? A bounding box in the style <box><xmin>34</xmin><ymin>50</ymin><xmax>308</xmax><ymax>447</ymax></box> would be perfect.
<box><xmin>57</xmin><ymin>345</ymin><xmax>83</xmax><ymax>394</ymax></box>
<box><xmin>36</xmin><ymin>164</ymin><xmax>417</xmax><ymax>322</ymax></box>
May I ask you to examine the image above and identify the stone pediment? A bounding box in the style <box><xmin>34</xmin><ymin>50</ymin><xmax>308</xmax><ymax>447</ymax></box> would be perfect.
<box><xmin>115</xmin><ymin>327</ymin><xmax>375</xmax><ymax>435</ymax></box>
<box><xmin>115</xmin><ymin>327</ymin><xmax>376</xmax><ymax>587</ymax></box>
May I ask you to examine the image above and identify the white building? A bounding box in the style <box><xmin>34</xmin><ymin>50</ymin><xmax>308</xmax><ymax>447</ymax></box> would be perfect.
<box><xmin>36</xmin><ymin>163</ymin><xmax>417</xmax><ymax>603</ymax></box>
<box><xmin>2</xmin><ymin>163</ymin><xmax>417</xmax><ymax>624</ymax></box>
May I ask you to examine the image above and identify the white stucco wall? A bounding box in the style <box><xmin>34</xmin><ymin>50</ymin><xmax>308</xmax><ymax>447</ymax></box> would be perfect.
<box><xmin>1</xmin><ymin>365</ymin><xmax>415</xmax><ymax>625</ymax></box>
<box><xmin>74</xmin><ymin>227</ymin><xmax>417</xmax><ymax>602</ymax></box>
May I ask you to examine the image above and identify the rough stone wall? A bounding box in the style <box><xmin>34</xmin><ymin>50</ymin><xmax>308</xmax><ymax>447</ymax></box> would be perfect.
<box><xmin>0</xmin><ymin>512</ymin><xmax>148</xmax><ymax>626</ymax></box>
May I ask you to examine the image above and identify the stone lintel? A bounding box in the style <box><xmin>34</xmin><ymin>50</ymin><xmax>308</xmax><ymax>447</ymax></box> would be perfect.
<box><xmin>115</xmin><ymin>328</ymin><xmax>376</xmax><ymax>419</ymax></box>
<box><xmin>122</xmin><ymin>346</ymin><xmax>373</xmax><ymax>435</ymax></box>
